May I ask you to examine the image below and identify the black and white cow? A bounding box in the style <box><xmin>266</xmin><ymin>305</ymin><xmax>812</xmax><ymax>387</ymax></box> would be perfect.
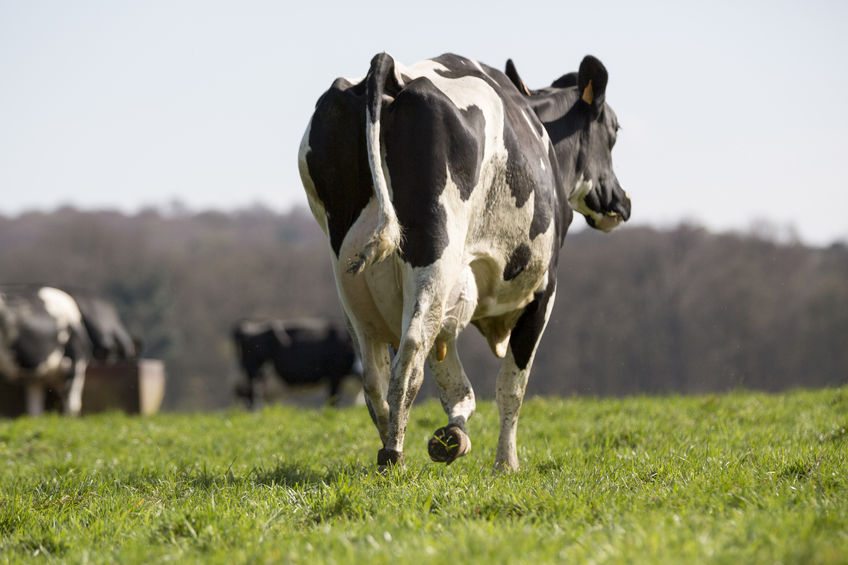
<box><xmin>0</xmin><ymin>285</ymin><xmax>137</xmax><ymax>416</ymax></box>
<box><xmin>298</xmin><ymin>53</ymin><xmax>630</xmax><ymax>471</ymax></box>
<box><xmin>233</xmin><ymin>318</ymin><xmax>361</xmax><ymax>408</ymax></box>
<box><xmin>0</xmin><ymin>286</ymin><xmax>91</xmax><ymax>416</ymax></box>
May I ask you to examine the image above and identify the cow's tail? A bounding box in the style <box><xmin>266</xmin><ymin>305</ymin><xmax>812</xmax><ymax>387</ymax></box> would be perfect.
<box><xmin>348</xmin><ymin>52</ymin><xmax>403</xmax><ymax>274</ymax></box>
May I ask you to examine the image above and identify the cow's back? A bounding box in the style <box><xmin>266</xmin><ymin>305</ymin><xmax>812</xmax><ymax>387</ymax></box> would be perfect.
<box><xmin>302</xmin><ymin>55</ymin><xmax>564</xmax><ymax>330</ymax></box>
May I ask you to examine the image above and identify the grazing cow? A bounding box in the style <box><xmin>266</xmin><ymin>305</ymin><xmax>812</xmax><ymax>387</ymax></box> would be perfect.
<box><xmin>0</xmin><ymin>285</ymin><xmax>137</xmax><ymax>416</ymax></box>
<box><xmin>233</xmin><ymin>318</ymin><xmax>361</xmax><ymax>408</ymax></box>
<box><xmin>0</xmin><ymin>286</ymin><xmax>91</xmax><ymax>416</ymax></box>
<box><xmin>298</xmin><ymin>53</ymin><xmax>630</xmax><ymax>471</ymax></box>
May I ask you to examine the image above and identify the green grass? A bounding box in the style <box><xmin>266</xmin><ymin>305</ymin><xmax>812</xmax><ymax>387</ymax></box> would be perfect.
<box><xmin>1</xmin><ymin>386</ymin><xmax>847</xmax><ymax>564</ymax></box>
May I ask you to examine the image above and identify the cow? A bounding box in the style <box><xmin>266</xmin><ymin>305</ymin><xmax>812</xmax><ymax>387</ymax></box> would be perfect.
<box><xmin>0</xmin><ymin>285</ymin><xmax>137</xmax><ymax>416</ymax></box>
<box><xmin>0</xmin><ymin>286</ymin><xmax>91</xmax><ymax>416</ymax></box>
<box><xmin>298</xmin><ymin>52</ymin><xmax>630</xmax><ymax>471</ymax></box>
<box><xmin>233</xmin><ymin>318</ymin><xmax>361</xmax><ymax>408</ymax></box>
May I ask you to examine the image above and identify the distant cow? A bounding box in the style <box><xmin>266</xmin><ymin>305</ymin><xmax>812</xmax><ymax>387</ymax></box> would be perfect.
<box><xmin>299</xmin><ymin>53</ymin><xmax>630</xmax><ymax>470</ymax></box>
<box><xmin>0</xmin><ymin>285</ymin><xmax>136</xmax><ymax>416</ymax></box>
<box><xmin>233</xmin><ymin>318</ymin><xmax>361</xmax><ymax>408</ymax></box>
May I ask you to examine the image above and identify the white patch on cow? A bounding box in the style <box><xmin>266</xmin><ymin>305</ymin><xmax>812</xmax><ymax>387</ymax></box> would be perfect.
<box><xmin>433</xmin><ymin>168</ymin><xmax>478</xmax><ymax>338</ymax></box>
<box><xmin>569</xmin><ymin>175</ymin><xmax>593</xmax><ymax>210</ymax></box>
<box><xmin>334</xmin><ymin>198</ymin><xmax>403</xmax><ymax>345</ymax></box>
<box><xmin>471</xmin><ymin>59</ymin><xmax>486</xmax><ymax>75</ymax></box>
<box><xmin>35</xmin><ymin>347</ymin><xmax>65</xmax><ymax>377</ymax></box>
<box><xmin>405</xmin><ymin>59</ymin><xmax>506</xmax><ymax>168</ymax></box>
<box><xmin>38</xmin><ymin>287</ymin><xmax>82</xmax><ymax>328</ymax></box>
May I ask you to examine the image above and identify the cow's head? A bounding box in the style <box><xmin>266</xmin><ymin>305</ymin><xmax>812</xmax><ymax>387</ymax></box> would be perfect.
<box><xmin>506</xmin><ymin>55</ymin><xmax>631</xmax><ymax>232</ymax></box>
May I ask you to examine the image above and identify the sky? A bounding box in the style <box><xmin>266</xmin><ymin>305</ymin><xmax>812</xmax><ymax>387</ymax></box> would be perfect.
<box><xmin>1</xmin><ymin>1</ymin><xmax>846</xmax><ymax>245</ymax></box>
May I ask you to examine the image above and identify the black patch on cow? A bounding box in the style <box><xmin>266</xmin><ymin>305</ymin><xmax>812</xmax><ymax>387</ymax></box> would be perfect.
<box><xmin>509</xmin><ymin>250</ymin><xmax>558</xmax><ymax>370</ymax></box>
<box><xmin>13</xmin><ymin>312</ymin><xmax>59</xmax><ymax>369</ymax></box>
<box><xmin>503</xmin><ymin>244</ymin><xmax>531</xmax><ymax>281</ymax></box>
<box><xmin>382</xmin><ymin>77</ymin><xmax>485</xmax><ymax>267</ymax></box>
<box><xmin>305</xmin><ymin>81</ymin><xmax>373</xmax><ymax>257</ymax></box>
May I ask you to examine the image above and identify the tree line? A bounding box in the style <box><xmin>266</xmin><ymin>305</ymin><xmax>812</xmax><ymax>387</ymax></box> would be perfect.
<box><xmin>1</xmin><ymin>205</ymin><xmax>845</xmax><ymax>409</ymax></box>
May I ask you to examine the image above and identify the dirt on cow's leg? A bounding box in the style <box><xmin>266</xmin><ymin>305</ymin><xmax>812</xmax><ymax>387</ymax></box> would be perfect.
<box><xmin>426</xmin><ymin>338</ymin><xmax>475</xmax><ymax>466</ymax></box>
<box><xmin>377</xmin><ymin>448</ymin><xmax>405</xmax><ymax>473</ymax></box>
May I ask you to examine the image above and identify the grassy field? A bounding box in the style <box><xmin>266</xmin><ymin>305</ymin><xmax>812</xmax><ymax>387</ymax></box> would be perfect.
<box><xmin>1</xmin><ymin>386</ymin><xmax>847</xmax><ymax>564</ymax></box>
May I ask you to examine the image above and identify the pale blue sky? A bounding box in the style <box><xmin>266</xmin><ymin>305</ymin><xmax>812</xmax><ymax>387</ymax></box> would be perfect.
<box><xmin>1</xmin><ymin>1</ymin><xmax>846</xmax><ymax>244</ymax></box>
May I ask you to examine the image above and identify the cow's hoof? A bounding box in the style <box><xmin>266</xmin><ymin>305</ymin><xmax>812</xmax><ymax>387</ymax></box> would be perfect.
<box><xmin>377</xmin><ymin>448</ymin><xmax>404</xmax><ymax>473</ymax></box>
<box><xmin>428</xmin><ymin>425</ymin><xmax>470</xmax><ymax>465</ymax></box>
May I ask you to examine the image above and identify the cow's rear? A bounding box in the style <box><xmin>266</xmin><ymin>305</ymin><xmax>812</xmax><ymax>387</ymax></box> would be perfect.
<box><xmin>299</xmin><ymin>52</ymin><xmax>630</xmax><ymax>471</ymax></box>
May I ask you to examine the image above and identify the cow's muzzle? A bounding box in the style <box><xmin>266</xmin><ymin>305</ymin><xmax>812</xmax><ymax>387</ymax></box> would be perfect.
<box><xmin>571</xmin><ymin>177</ymin><xmax>631</xmax><ymax>232</ymax></box>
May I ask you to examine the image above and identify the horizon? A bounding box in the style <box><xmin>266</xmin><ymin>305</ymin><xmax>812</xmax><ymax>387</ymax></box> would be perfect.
<box><xmin>0</xmin><ymin>199</ymin><xmax>826</xmax><ymax>249</ymax></box>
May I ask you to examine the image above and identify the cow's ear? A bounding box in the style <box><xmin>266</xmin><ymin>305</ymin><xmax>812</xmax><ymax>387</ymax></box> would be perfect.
<box><xmin>578</xmin><ymin>55</ymin><xmax>608</xmax><ymax>115</ymax></box>
<box><xmin>505</xmin><ymin>59</ymin><xmax>532</xmax><ymax>96</ymax></box>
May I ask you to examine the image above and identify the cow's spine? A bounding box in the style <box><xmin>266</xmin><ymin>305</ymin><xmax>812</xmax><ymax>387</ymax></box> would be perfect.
<box><xmin>348</xmin><ymin>52</ymin><xmax>403</xmax><ymax>274</ymax></box>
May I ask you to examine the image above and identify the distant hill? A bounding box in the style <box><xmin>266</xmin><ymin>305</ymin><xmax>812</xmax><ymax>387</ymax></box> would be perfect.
<box><xmin>2</xmin><ymin>206</ymin><xmax>846</xmax><ymax>409</ymax></box>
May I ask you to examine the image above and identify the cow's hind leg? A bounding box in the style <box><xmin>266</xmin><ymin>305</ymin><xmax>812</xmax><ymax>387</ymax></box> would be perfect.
<box><xmin>495</xmin><ymin>283</ymin><xmax>557</xmax><ymax>472</ymax></box>
<box><xmin>427</xmin><ymin>339</ymin><xmax>474</xmax><ymax>464</ymax></box>
<box><xmin>357</xmin><ymin>335</ymin><xmax>392</xmax><ymax>446</ymax></box>
<box><xmin>381</xmin><ymin>292</ymin><xmax>441</xmax><ymax>470</ymax></box>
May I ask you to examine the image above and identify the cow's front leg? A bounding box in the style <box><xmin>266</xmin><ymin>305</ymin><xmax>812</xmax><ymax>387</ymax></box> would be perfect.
<box><xmin>235</xmin><ymin>365</ymin><xmax>263</xmax><ymax>410</ymax></box>
<box><xmin>63</xmin><ymin>360</ymin><xmax>87</xmax><ymax>416</ymax></box>
<box><xmin>25</xmin><ymin>381</ymin><xmax>46</xmax><ymax>417</ymax></box>
<box><xmin>495</xmin><ymin>284</ymin><xmax>557</xmax><ymax>472</ymax></box>
<box><xmin>427</xmin><ymin>339</ymin><xmax>474</xmax><ymax>464</ymax></box>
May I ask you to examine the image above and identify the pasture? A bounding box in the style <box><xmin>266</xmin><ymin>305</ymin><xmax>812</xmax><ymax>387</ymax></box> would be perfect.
<box><xmin>1</xmin><ymin>387</ymin><xmax>846</xmax><ymax>564</ymax></box>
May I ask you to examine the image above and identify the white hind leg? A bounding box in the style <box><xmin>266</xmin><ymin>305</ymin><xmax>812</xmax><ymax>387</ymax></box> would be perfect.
<box><xmin>357</xmin><ymin>335</ymin><xmax>392</xmax><ymax>445</ymax></box>
<box><xmin>379</xmin><ymin>277</ymin><xmax>444</xmax><ymax>469</ymax></box>
<box><xmin>427</xmin><ymin>339</ymin><xmax>475</xmax><ymax>464</ymax></box>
